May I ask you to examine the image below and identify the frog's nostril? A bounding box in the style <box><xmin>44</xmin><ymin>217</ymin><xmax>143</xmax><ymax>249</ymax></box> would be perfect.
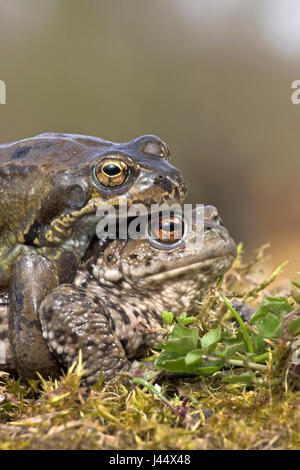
<box><xmin>152</xmin><ymin>173</ymin><xmax>186</xmax><ymax>201</ymax></box>
<box><xmin>153</xmin><ymin>174</ymin><xmax>171</xmax><ymax>190</ymax></box>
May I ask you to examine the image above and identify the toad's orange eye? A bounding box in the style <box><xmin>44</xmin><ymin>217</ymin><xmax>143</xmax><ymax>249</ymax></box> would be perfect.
<box><xmin>155</xmin><ymin>216</ymin><xmax>183</xmax><ymax>242</ymax></box>
<box><xmin>95</xmin><ymin>160</ymin><xmax>128</xmax><ymax>187</ymax></box>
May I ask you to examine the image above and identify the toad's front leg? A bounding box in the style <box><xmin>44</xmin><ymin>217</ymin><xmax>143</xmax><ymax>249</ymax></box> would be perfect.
<box><xmin>39</xmin><ymin>285</ymin><xmax>131</xmax><ymax>384</ymax></box>
<box><xmin>9</xmin><ymin>249</ymin><xmax>62</xmax><ymax>378</ymax></box>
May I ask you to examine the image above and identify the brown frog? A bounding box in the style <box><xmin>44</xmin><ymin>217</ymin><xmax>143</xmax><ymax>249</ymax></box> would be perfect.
<box><xmin>0</xmin><ymin>206</ymin><xmax>237</xmax><ymax>384</ymax></box>
<box><xmin>0</xmin><ymin>132</ymin><xmax>186</xmax><ymax>378</ymax></box>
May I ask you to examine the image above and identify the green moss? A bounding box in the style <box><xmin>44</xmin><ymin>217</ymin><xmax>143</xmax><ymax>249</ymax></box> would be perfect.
<box><xmin>0</xmin><ymin>367</ymin><xmax>299</xmax><ymax>450</ymax></box>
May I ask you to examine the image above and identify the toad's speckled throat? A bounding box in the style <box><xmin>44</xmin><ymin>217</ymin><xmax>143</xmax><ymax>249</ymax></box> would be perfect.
<box><xmin>0</xmin><ymin>206</ymin><xmax>237</xmax><ymax>384</ymax></box>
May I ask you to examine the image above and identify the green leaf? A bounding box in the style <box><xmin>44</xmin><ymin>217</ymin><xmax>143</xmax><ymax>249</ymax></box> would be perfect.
<box><xmin>223</xmin><ymin>371</ymin><xmax>256</xmax><ymax>384</ymax></box>
<box><xmin>161</xmin><ymin>325</ymin><xmax>198</xmax><ymax>356</ymax></box>
<box><xmin>164</xmin><ymin>336</ymin><xmax>198</xmax><ymax>355</ymax></box>
<box><xmin>185</xmin><ymin>349</ymin><xmax>204</xmax><ymax>366</ymax></box>
<box><xmin>200</xmin><ymin>327</ymin><xmax>221</xmax><ymax>350</ymax></box>
<box><xmin>287</xmin><ymin>316</ymin><xmax>300</xmax><ymax>335</ymax></box>
<box><xmin>155</xmin><ymin>349</ymin><xmax>224</xmax><ymax>376</ymax></box>
<box><xmin>154</xmin><ymin>351</ymin><xmax>189</xmax><ymax>373</ymax></box>
<box><xmin>256</xmin><ymin>313</ymin><xmax>284</xmax><ymax>338</ymax></box>
<box><xmin>177</xmin><ymin>312</ymin><xmax>196</xmax><ymax>325</ymax></box>
<box><xmin>169</xmin><ymin>324</ymin><xmax>198</xmax><ymax>342</ymax></box>
<box><xmin>250</xmin><ymin>297</ymin><xmax>292</xmax><ymax>323</ymax></box>
<box><xmin>221</xmin><ymin>341</ymin><xmax>246</xmax><ymax>359</ymax></box>
<box><xmin>252</xmin><ymin>333</ymin><xmax>266</xmax><ymax>355</ymax></box>
<box><xmin>249</xmin><ymin>352</ymin><xmax>269</xmax><ymax>363</ymax></box>
<box><xmin>193</xmin><ymin>360</ymin><xmax>223</xmax><ymax>376</ymax></box>
<box><xmin>162</xmin><ymin>311</ymin><xmax>174</xmax><ymax>325</ymax></box>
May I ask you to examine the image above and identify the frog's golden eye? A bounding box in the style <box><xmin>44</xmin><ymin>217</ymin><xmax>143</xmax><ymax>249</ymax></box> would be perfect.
<box><xmin>154</xmin><ymin>216</ymin><xmax>183</xmax><ymax>243</ymax></box>
<box><xmin>95</xmin><ymin>160</ymin><xmax>128</xmax><ymax>187</ymax></box>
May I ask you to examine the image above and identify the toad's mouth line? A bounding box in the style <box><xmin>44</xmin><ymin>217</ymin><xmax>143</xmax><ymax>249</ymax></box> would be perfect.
<box><xmin>136</xmin><ymin>254</ymin><xmax>236</xmax><ymax>283</ymax></box>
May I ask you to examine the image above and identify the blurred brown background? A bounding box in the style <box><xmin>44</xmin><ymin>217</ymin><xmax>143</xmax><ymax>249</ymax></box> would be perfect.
<box><xmin>0</xmin><ymin>0</ymin><xmax>300</xmax><ymax>280</ymax></box>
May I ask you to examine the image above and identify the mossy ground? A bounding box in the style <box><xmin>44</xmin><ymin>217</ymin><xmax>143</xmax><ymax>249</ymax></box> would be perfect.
<box><xmin>0</xmin><ymin>245</ymin><xmax>299</xmax><ymax>450</ymax></box>
<box><xmin>0</xmin><ymin>369</ymin><xmax>299</xmax><ymax>450</ymax></box>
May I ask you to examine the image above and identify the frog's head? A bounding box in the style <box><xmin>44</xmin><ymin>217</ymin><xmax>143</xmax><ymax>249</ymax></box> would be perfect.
<box><xmin>12</xmin><ymin>133</ymin><xmax>187</xmax><ymax>249</ymax></box>
<box><xmin>87</xmin><ymin>206</ymin><xmax>237</xmax><ymax>314</ymax></box>
<box><xmin>43</xmin><ymin>133</ymin><xmax>186</xmax><ymax>213</ymax></box>
<box><xmin>89</xmin><ymin>134</ymin><xmax>187</xmax><ymax>207</ymax></box>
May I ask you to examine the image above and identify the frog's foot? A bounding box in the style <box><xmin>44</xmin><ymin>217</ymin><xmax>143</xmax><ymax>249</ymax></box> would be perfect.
<box><xmin>39</xmin><ymin>285</ymin><xmax>131</xmax><ymax>385</ymax></box>
<box><xmin>9</xmin><ymin>250</ymin><xmax>61</xmax><ymax>378</ymax></box>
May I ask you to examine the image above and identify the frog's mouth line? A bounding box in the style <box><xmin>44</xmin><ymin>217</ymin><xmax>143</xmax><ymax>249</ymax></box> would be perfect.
<box><xmin>141</xmin><ymin>254</ymin><xmax>236</xmax><ymax>283</ymax></box>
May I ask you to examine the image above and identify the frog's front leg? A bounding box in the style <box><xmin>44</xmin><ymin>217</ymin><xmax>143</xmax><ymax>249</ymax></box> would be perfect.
<box><xmin>39</xmin><ymin>285</ymin><xmax>131</xmax><ymax>384</ymax></box>
<box><xmin>9</xmin><ymin>248</ymin><xmax>61</xmax><ymax>378</ymax></box>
